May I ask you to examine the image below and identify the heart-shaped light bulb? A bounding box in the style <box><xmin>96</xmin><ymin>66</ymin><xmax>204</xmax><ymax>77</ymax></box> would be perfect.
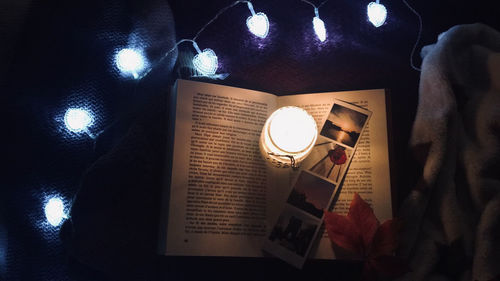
<box><xmin>313</xmin><ymin>16</ymin><xmax>326</xmax><ymax>42</ymax></box>
<box><xmin>367</xmin><ymin>2</ymin><xmax>387</xmax><ymax>28</ymax></box>
<box><xmin>115</xmin><ymin>48</ymin><xmax>146</xmax><ymax>79</ymax></box>
<box><xmin>247</xmin><ymin>12</ymin><xmax>269</xmax><ymax>38</ymax></box>
<box><xmin>45</xmin><ymin>197</ymin><xmax>67</xmax><ymax>227</ymax></box>
<box><xmin>192</xmin><ymin>48</ymin><xmax>218</xmax><ymax>76</ymax></box>
<box><xmin>64</xmin><ymin>108</ymin><xmax>93</xmax><ymax>133</ymax></box>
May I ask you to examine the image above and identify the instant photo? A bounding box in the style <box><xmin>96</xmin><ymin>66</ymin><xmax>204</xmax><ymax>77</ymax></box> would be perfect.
<box><xmin>286</xmin><ymin>171</ymin><xmax>336</xmax><ymax>218</ymax></box>
<box><xmin>320</xmin><ymin>103</ymin><xmax>369</xmax><ymax>147</ymax></box>
<box><xmin>304</xmin><ymin>141</ymin><xmax>353</xmax><ymax>183</ymax></box>
<box><xmin>264</xmin><ymin>205</ymin><xmax>321</xmax><ymax>267</ymax></box>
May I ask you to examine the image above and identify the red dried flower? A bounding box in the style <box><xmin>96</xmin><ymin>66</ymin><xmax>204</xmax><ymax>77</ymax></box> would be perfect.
<box><xmin>328</xmin><ymin>147</ymin><xmax>347</xmax><ymax>165</ymax></box>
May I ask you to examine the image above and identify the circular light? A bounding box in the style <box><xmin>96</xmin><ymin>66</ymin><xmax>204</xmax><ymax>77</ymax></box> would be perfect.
<box><xmin>64</xmin><ymin>108</ymin><xmax>93</xmax><ymax>133</ymax></box>
<box><xmin>260</xmin><ymin>106</ymin><xmax>318</xmax><ymax>168</ymax></box>
<box><xmin>268</xmin><ymin>107</ymin><xmax>317</xmax><ymax>153</ymax></box>
<box><xmin>115</xmin><ymin>48</ymin><xmax>146</xmax><ymax>79</ymax></box>
<box><xmin>44</xmin><ymin>197</ymin><xmax>66</xmax><ymax>227</ymax></box>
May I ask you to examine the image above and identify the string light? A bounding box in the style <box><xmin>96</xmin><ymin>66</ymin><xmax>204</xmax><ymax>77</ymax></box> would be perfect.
<box><xmin>134</xmin><ymin>1</ymin><xmax>270</xmax><ymax>80</ymax></box>
<box><xmin>62</xmin><ymin>107</ymin><xmax>100</xmax><ymax>139</ymax></box>
<box><xmin>191</xmin><ymin>41</ymin><xmax>218</xmax><ymax>76</ymax></box>
<box><xmin>367</xmin><ymin>0</ymin><xmax>387</xmax><ymax>28</ymax></box>
<box><xmin>64</xmin><ymin>108</ymin><xmax>93</xmax><ymax>133</ymax></box>
<box><xmin>115</xmin><ymin>48</ymin><xmax>147</xmax><ymax>79</ymax></box>
<box><xmin>44</xmin><ymin>197</ymin><xmax>67</xmax><ymax>227</ymax></box>
<box><xmin>246</xmin><ymin>2</ymin><xmax>269</xmax><ymax>38</ymax></box>
<box><xmin>301</xmin><ymin>0</ymin><xmax>329</xmax><ymax>42</ymax></box>
<box><xmin>313</xmin><ymin>8</ymin><xmax>326</xmax><ymax>42</ymax></box>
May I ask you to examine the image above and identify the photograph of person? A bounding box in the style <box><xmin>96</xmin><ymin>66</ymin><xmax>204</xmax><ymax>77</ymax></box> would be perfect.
<box><xmin>320</xmin><ymin>103</ymin><xmax>368</xmax><ymax>147</ymax></box>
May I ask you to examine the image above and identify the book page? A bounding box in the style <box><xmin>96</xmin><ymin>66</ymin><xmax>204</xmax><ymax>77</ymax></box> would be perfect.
<box><xmin>162</xmin><ymin>80</ymin><xmax>286</xmax><ymax>257</ymax></box>
<box><xmin>277</xmin><ymin>90</ymin><xmax>392</xmax><ymax>259</ymax></box>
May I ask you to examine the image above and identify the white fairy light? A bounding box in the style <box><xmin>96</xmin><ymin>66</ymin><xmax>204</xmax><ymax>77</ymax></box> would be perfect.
<box><xmin>136</xmin><ymin>1</ymin><xmax>270</xmax><ymax>80</ymax></box>
<box><xmin>367</xmin><ymin>1</ymin><xmax>387</xmax><ymax>28</ymax></box>
<box><xmin>115</xmin><ymin>48</ymin><xmax>146</xmax><ymax>79</ymax></box>
<box><xmin>301</xmin><ymin>1</ymin><xmax>328</xmax><ymax>42</ymax></box>
<box><xmin>246</xmin><ymin>2</ymin><xmax>269</xmax><ymax>38</ymax></box>
<box><xmin>192</xmin><ymin>41</ymin><xmax>218</xmax><ymax>76</ymax></box>
<box><xmin>64</xmin><ymin>108</ymin><xmax>93</xmax><ymax>133</ymax></box>
<box><xmin>126</xmin><ymin>0</ymin><xmax>423</xmax><ymax>82</ymax></box>
<box><xmin>44</xmin><ymin>197</ymin><xmax>67</xmax><ymax>227</ymax></box>
<box><xmin>312</xmin><ymin>8</ymin><xmax>326</xmax><ymax>42</ymax></box>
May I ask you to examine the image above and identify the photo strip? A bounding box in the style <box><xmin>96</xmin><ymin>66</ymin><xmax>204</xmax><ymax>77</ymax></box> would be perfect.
<box><xmin>263</xmin><ymin>99</ymin><xmax>371</xmax><ymax>268</ymax></box>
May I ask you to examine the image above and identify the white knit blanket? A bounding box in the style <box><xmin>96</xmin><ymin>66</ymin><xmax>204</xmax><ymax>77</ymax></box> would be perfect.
<box><xmin>398</xmin><ymin>23</ymin><xmax>500</xmax><ymax>281</ymax></box>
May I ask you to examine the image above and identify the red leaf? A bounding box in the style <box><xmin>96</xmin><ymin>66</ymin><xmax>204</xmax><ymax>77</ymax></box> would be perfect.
<box><xmin>348</xmin><ymin>193</ymin><xmax>379</xmax><ymax>252</ymax></box>
<box><xmin>324</xmin><ymin>211</ymin><xmax>363</xmax><ymax>255</ymax></box>
<box><xmin>369</xmin><ymin>219</ymin><xmax>401</xmax><ymax>257</ymax></box>
<box><xmin>367</xmin><ymin>255</ymin><xmax>411</xmax><ymax>278</ymax></box>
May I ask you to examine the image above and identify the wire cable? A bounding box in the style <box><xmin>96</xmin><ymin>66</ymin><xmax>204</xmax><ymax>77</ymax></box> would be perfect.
<box><xmin>300</xmin><ymin>0</ymin><xmax>329</xmax><ymax>9</ymax></box>
<box><xmin>402</xmin><ymin>0</ymin><xmax>423</xmax><ymax>71</ymax></box>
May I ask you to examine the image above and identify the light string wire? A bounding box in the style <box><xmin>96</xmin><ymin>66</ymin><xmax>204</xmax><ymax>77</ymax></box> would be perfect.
<box><xmin>137</xmin><ymin>0</ymin><xmax>252</xmax><ymax>80</ymax></box>
<box><xmin>300</xmin><ymin>0</ymin><xmax>329</xmax><ymax>9</ymax></box>
<box><xmin>402</xmin><ymin>0</ymin><xmax>423</xmax><ymax>71</ymax></box>
<box><xmin>135</xmin><ymin>0</ymin><xmax>423</xmax><ymax>80</ymax></box>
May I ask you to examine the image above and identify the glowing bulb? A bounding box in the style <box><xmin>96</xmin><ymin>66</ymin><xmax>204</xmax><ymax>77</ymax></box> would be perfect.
<box><xmin>247</xmin><ymin>12</ymin><xmax>269</xmax><ymax>38</ymax></box>
<box><xmin>260</xmin><ymin>106</ymin><xmax>317</xmax><ymax>168</ymax></box>
<box><xmin>269</xmin><ymin>107</ymin><xmax>317</xmax><ymax>153</ymax></box>
<box><xmin>64</xmin><ymin>108</ymin><xmax>93</xmax><ymax>133</ymax></box>
<box><xmin>192</xmin><ymin>42</ymin><xmax>218</xmax><ymax>76</ymax></box>
<box><xmin>313</xmin><ymin>17</ymin><xmax>326</xmax><ymax>42</ymax></box>
<box><xmin>44</xmin><ymin>197</ymin><xmax>67</xmax><ymax>227</ymax></box>
<box><xmin>367</xmin><ymin>2</ymin><xmax>387</xmax><ymax>27</ymax></box>
<box><xmin>246</xmin><ymin>2</ymin><xmax>269</xmax><ymax>38</ymax></box>
<box><xmin>115</xmin><ymin>48</ymin><xmax>146</xmax><ymax>79</ymax></box>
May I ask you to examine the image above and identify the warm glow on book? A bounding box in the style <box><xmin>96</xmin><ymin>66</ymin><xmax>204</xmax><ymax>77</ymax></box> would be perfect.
<box><xmin>260</xmin><ymin>106</ymin><xmax>317</xmax><ymax>168</ymax></box>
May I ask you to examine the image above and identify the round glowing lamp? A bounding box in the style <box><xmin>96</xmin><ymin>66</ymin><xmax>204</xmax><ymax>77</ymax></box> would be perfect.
<box><xmin>260</xmin><ymin>106</ymin><xmax>317</xmax><ymax>168</ymax></box>
<box><xmin>44</xmin><ymin>197</ymin><xmax>67</xmax><ymax>227</ymax></box>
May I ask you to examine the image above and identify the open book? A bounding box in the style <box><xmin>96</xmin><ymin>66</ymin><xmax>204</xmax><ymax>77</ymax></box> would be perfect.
<box><xmin>158</xmin><ymin>79</ymin><xmax>393</xmax><ymax>267</ymax></box>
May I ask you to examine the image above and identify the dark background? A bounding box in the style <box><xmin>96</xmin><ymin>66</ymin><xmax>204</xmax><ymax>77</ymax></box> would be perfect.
<box><xmin>2</xmin><ymin>0</ymin><xmax>500</xmax><ymax>280</ymax></box>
